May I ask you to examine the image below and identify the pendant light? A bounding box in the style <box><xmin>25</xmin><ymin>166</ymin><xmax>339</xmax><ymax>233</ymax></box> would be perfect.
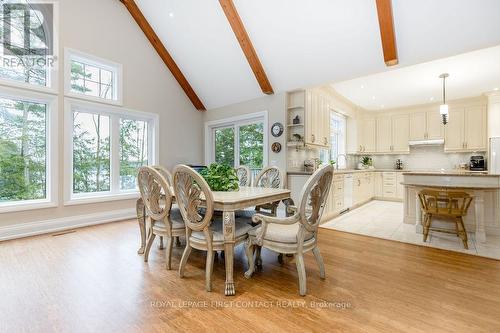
<box><xmin>439</xmin><ymin>73</ymin><xmax>449</xmax><ymax>125</ymax></box>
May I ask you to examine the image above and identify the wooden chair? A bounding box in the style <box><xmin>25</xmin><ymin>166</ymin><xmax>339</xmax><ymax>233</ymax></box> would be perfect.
<box><xmin>253</xmin><ymin>166</ymin><xmax>285</xmax><ymax>216</ymax></box>
<box><xmin>418</xmin><ymin>189</ymin><xmax>473</xmax><ymax>249</ymax></box>
<box><xmin>139</xmin><ymin>166</ymin><xmax>185</xmax><ymax>269</ymax></box>
<box><xmin>235</xmin><ymin>165</ymin><xmax>252</xmax><ymax>187</ymax></box>
<box><xmin>173</xmin><ymin>165</ymin><xmax>253</xmax><ymax>292</ymax></box>
<box><xmin>244</xmin><ymin>165</ymin><xmax>334</xmax><ymax>296</ymax></box>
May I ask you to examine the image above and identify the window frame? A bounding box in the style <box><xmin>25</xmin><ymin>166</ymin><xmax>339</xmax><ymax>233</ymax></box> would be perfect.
<box><xmin>0</xmin><ymin>85</ymin><xmax>58</xmax><ymax>213</ymax></box>
<box><xmin>64</xmin><ymin>48</ymin><xmax>123</xmax><ymax>106</ymax></box>
<box><xmin>329</xmin><ymin>110</ymin><xmax>347</xmax><ymax>169</ymax></box>
<box><xmin>0</xmin><ymin>0</ymin><xmax>59</xmax><ymax>94</ymax></box>
<box><xmin>204</xmin><ymin>111</ymin><xmax>268</xmax><ymax>169</ymax></box>
<box><xmin>64</xmin><ymin>98</ymin><xmax>158</xmax><ymax>206</ymax></box>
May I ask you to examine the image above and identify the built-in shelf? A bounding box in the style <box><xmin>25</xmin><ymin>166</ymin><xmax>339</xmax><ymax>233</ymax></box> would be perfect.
<box><xmin>287</xmin><ymin>105</ymin><xmax>305</xmax><ymax>110</ymax></box>
<box><xmin>287</xmin><ymin>123</ymin><xmax>304</xmax><ymax>127</ymax></box>
<box><xmin>287</xmin><ymin>141</ymin><xmax>305</xmax><ymax>147</ymax></box>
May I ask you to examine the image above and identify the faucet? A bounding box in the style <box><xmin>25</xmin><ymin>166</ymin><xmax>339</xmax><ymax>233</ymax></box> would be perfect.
<box><xmin>335</xmin><ymin>154</ymin><xmax>348</xmax><ymax>170</ymax></box>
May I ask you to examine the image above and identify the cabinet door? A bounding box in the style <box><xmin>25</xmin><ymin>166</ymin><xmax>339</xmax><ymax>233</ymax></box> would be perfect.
<box><xmin>396</xmin><ymin>173</ymin><xmax>404</xmax><ymax>199</ymax></box>
<box><xmin>409</xmin><ymin>112</ymin><xmax>426</xmax><ymax>140</ymax></box>
<box><xmin>374</xmin><ymin>172</ymin><xmax>383</xmax><ymax>197</ymax></box>
<box><xmin>376</xmin><ymin>116</ymin><xmax>392</xmax><ymax>153</ymax></box>
<box><xmin>392</xmin><ymin>114</ymin><xmax>409</xmax><ymax>153</ymax></box>
<box><xmin>444</xmin><ymin>108</ymin><xmax>465</xmax><ymax>151</ymax></box>
<box><xmin>305</xmin><ymin>91</ymin><xmax>314</xmax><ymax>145</ymax></box>
<box><xmin>319</xmin><ymin>95</ymin><xmax>330</xmax><ymax>147</ymax></box>
<box><xmin>360</xmin><ymin>118</ymin><xmax>376</xmax><ymax>153</ymax></box>
<box><xmin>353</xmin><ymin>176</ymin><xmax>362</xmax><ymax>205</ymax></box>
<box><xmin>465</xmin><ymin>106</ymin><xmax>486</xmax><ymax>151</ymax></box>
<box><xmin>426</xmin><ymin>111</ymin><xmax>444</xmax><ymax>140</ymax></box>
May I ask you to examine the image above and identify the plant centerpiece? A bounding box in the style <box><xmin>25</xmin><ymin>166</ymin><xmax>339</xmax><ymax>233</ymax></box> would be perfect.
<box><xmin>361</xmin><ymin>156</ymin><xmax>373</xmax><ymax>169</ymax></box>
<box><xmin>200</xmin><ymin>163</ymin><xmax>239</xmax><ymax>192</ymax></box>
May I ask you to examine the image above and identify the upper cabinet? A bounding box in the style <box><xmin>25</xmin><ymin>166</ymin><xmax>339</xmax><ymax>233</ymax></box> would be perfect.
<box><xmin>358</xmin><ymin>117</ymin><xmax>376</xmax><ymax>153</ymax></box>
<box><xmin>374</xmin><ymin>114</ymin><xmax>409</xmax><ymax>154</ymax></box>
<box><xmin>444</xmin><ymin>106</ymin><xmax>486</xmax><ymax>152</ymax></box>
<box><xmin>287</xmin><ymin>90</ymin><xmax>329</xmax><ymax>148</ymax></box>
<box><xmin>409</xmin><ymin>111</ymin><xmax>444</xmax><ymax>141</ymax></box>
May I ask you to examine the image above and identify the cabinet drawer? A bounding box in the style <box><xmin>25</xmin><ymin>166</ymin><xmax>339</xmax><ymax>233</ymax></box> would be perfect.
<box><xmin>383</xmin><ymin>180</ymin><xmax>396</xmax><ymax>186</ymax></box>
<box><xmin>383</xmin><ymin>185</ymin><xmax>396</xmax><ymax>197</ymax></box>
<box><xmin>334</xmin><ymin>198</ymin><xmax>344</xmax><ymax>211</ymax></box>
<box><xmin>334</xmin><ymin>174</ymin><xmax>344</xmax><ymax>182</ymax></box>
<box><xmin>333</xmin><ymin>181</ymin><xmax>344</xmax><ymax>192</ymax></box>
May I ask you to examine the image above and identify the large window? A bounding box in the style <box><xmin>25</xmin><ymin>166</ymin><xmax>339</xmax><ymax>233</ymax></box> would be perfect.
<box><xmin>207</xmin><ymin>112</ymin><xmax>267</xmax><ymax>175</ymax></box>
<box><xmin>66</xmin><ymin>100</ymin><xmax>157</xmax><ymax>204</ymax></box>
<box><xmin>0</xmin><ymin>88</ymin><xmax>57</xmax><ymax>212</ymax></box>
<box><xmin>329</xmin><ymin>111</ymin><xmax>347</xmax><ymax>169</ymax></box>
<box><xmin>64</xmin><ymin>48</ymin><xmax>122</xmax><ymax>105</ymax></box>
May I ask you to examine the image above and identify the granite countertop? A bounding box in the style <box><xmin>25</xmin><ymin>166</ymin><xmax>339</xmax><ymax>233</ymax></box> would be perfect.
<box><xmin>287</xmin><ymin>169</ymin><xmax>407</xmax><ymax>175</ymax></box>
<box><xmin>403</xmin><ymin>170</ymin><xmax>498</xmax><ymax>177</ymax></box>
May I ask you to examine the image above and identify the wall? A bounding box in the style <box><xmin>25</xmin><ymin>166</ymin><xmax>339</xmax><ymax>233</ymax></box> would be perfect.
<box><xmin>487</xmin><ymin>92</ymin><xmax>500</xmax><ymax>138</ymax></box>
<box><xmin>203</xmin><ymin>93</ymin><xmax>287</xmax><ymax>172</ymax></box>
<box><xmin>0</xmin><ymin>0</ymin><xmax>204</xmax><ymax>231</ymax></box>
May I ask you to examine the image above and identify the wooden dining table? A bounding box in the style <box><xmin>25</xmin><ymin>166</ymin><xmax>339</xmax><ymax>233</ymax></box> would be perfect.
<box><xmin>136</xmin><ymin>186</ymin><xmax>292</xmax><ymax>296</ymax></box>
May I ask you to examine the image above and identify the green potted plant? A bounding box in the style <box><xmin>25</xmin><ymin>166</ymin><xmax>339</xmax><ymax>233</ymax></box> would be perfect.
<box><xmin>360</xmin><ymin>156</ymin><xmax>373</xmax><ymax>169</ymax></box>
<box><xmin>200</xmin><ymin>163</ymin><xmax>239</xmax><ymax>192</ymax></box>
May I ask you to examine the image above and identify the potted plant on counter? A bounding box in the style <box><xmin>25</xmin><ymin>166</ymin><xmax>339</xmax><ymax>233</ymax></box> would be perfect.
<box><xmin>200</xmin><ymin>163</ymin><xmax>239</xmax><ymax>191</ymax></box>
<box><xmin>358</xmin><ymin>156</ymin><xmax>373</xmax><ymax>169</ymax></box>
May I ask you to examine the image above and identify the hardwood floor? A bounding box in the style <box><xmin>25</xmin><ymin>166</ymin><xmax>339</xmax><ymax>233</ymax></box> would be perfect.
<box><xmin>1</xmin><ymin>220</ymin><xmax>499</xmax><ymax>332</ymax></box>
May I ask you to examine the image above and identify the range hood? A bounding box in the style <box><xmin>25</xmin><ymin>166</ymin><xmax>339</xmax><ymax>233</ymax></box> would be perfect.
<box><xmin>408</xmin><ymin>139</ymin><xmax>445</xmax><ymax>146</ymax></box>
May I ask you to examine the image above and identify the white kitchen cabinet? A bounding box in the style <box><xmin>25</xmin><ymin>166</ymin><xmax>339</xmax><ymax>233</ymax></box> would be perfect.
<box><xmin>410</xmin><ymin>111</ymin><xmax>444</xmax><ymax>141</ymax></box>
<box><xmin>358</xmin><ymin>117</ymin><xmax>376</xmax><ymax>153</ymax></box>
<box><xmin>396</xmin><ymin>173</ymin><xmax>404</xmax><ymax>199</ymax></box>
<box><xmin>426</xmin><ymin>111</ymin><xmax>445</xmax><ymax>139</ymax></box>
<box><xmin>392</xmin><ymin>114</ymin><xmax>410</xmax><ymax>153</ymax></box>
<box><xmin>445</xmin><ymin>106</ymin><xmax>486</xmax><ymax>152</ymax></box>
<box><xmin>374</xmin><ymin>172</ymin><xmax>383</xmax><ymax>197</ymax></box>
<box><xmin>409</xmin><ymin>112</ymin><xmax>426</xmax><ymax>140</ymax></box>
<box><xmin>444</xmin><ymin>108</ymin><xmax>465</xmax><ymax>151</ymax></box>
<box><xmin>376</xmin><ymin>116</ymin><xmax>392</xmax><ymax>152</ymax></box>
<box><xmin>303</xmin><ymin>90</ymin><xmax>329</xmax><ymax>148</ymax></box>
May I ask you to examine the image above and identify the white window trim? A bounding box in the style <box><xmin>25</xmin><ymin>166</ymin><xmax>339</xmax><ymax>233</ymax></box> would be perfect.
<box><xmin>0</xmin><ymin>0</ymin><xmax>59</xmax><ymax>95</ymax></box>
<box><xmin>0</xmin><ymin>86</ymin><xmax>58</xmax><ymax>213</ymax></box>
<box><xmin>204</xmin><ymin>111</ymin><xmax>269</xmax><ymax>167</ymax></box>
<box><xmin>64</xmin><ymin>48</ymin><xmax>123</xmax><ymax>106</ymax></box>
<box><xmin>64</xmin><ymin>98</ymin><xmax>159</xmax><ymax>206</ymax></box>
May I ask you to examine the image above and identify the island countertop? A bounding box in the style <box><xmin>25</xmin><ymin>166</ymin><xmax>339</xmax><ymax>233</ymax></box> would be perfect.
<box><xmin>402</xmin><ymin>170</ymin><xmax>499</xmax><ymax>177</ymax></box>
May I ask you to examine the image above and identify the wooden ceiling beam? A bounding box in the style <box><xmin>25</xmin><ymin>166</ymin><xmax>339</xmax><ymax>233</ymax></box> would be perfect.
<box><xmin>375</xmin><ymin>0</ymin><xmax>398</xmax><ymax>66</ymax></box>
<box><xmin>219</xmin><ymin>0</ymin><xmax>274</xmax><ymax>94</ymax></box>
<box><xmin>119</xmin><ymin>0</ymin><xmax>206</xmax><ymax>111</ymax></box>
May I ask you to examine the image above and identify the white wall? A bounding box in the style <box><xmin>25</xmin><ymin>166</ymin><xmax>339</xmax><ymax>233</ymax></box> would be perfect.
<box><xmin>0</xmin><ymin>0</ymin><xmax>204</xmax><ymax>229</ymax></box>
<box><xmin>487</xmin><ymin>92</ymin><xmax>500</xmax><ymax>138</ymax></box>
<box><xmin>203</xmin><ymin>93</ymin><xmax>287</xmax><ymax>172</ymax></box>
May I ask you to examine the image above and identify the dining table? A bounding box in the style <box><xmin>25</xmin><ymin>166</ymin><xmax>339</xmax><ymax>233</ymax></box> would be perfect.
<box><xmin>136</xmin><ymin>186</ymin><xmax>292</xmax><ymax>296</ymax></box>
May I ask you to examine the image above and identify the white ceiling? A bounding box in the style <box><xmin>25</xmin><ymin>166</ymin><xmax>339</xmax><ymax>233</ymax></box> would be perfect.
<box><xmin>135</xmin><ymin>0</ymin><xmax>500</xmax><ymax>110</ymax></box>
<box><xmin>333</xmin><ymin>45</ymin><xmax>500</xmax><ymax>110</ymax></box>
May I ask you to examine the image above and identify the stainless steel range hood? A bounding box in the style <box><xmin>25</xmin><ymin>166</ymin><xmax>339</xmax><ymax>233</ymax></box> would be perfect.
<box><xmin>408</xmin><ymin>139</ymin><xmax>445</xmax><ymax>146</ymax></box>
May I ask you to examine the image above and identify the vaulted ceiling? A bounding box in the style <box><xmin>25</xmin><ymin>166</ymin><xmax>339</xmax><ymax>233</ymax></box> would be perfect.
<box><xmin>134</xmin><ymin>0</ymin><xmax>500</xmax><ymax>110</ymax></box>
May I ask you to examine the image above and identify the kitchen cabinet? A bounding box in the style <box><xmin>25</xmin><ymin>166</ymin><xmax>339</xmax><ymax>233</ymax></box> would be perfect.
<box><xmin>376</xmin><ymin>116</ymin><xmax>392</xmax><ymax>152</ymax></box>
<box><xmin>409</xmin><ymin>111</ymin><xmax>444</xmax><ymax>140</ymax></box>
<box><xmin>374</xmin><ymin>172</ymin><xmax>383</xmax><ymax>197</ymax></box>
<box><xmin>375</xmin><ymin>114</ymin><xmax>410</xmax><ymax>153</ymax></box>
<box><xmin>358</xmin><ymin>117</ymin><xmax>376</xmax><ymax>153</ymax></box>
<box><xmin>396</xmin><ymin>173</ymin><xmax>404</xmax><ymax>199</ymax></box>
<box><xmin>445</xmin><ymin>106</ymin><xmax>486</xmax><ymax>152</ymax></box>
<box><xmin>301</xmin><ymin>90</ymin><xmax>330</xmax><ymax>148</ymax></box>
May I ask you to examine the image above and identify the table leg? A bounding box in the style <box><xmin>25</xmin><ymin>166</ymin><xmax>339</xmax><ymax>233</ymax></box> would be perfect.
<box><xmin>415</xmin><ymin>196</ymin><xmax>423</xmax><ymax>234</ymax></box>
<box><xmin>136</xmin><ymin>198</ymin><xmax>146</xmax><ymax>254</ymax></box>
<box><xmin>223</xmin><ymin>211</ymin><xmax>236</xmax><ymax>296</ymax></box>
<box><xmin>475</xmin><ymin>190</ymin><xmax>486</xmax><ymax>243</ymax></box>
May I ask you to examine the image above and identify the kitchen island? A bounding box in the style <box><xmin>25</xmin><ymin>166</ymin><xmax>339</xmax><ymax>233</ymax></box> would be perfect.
<box><xmin>402</xmin><ymin>171</ymin><xmax>500</xmax><ymax>243</ymax></box>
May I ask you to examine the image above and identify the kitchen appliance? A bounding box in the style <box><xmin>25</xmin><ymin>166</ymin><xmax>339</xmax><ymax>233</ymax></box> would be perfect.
<box><xmin>469</xmin><ymin>156</ymin><xmax>485</xmax><ymax>171</ymax></box>
<box><xmin>408</xmin><ymin>139</ymin><xmax>445</xmax><ymax>146</ymax></box>
<box><xmin>491</xmin><ymin>138</ymin><xmax>500</xmax><ymax>174</ymax></box>
<box><xmin>395</xmin><ymin>159</ymin><xmax>403</xmax><ymax>170</ymax></box>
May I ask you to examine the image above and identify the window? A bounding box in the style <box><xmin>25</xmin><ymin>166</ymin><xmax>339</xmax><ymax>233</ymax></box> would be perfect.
<box><xmin>329</xmin><ymin>111</ymin><xmax>347</xmax><ymax>169</ymax></box>
<box><xmin>65</xmin><ymin>99</ymin><xmax>158</xmax><ymax>204</ymax></box>
<box><xmin>206</xmin><ymin>111</ymin><xmax>267</xmax><ymax>176</ymax></box>
<box><xmin>0</xmin><ymin>88</ymin><xmax>57</xmax><ymax>212</ymax></box>
<box><xmin>64</xmin><ymin>48</ymin><xmax>122</xmax><ymax>105</ymax></box>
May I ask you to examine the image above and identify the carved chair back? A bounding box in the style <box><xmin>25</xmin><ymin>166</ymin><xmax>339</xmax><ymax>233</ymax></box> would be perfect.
<box><xmin>418</xmin><ymin>189</ymin><xmax>473</xmax><ymax>217</ymax></box>
<box><xmin>137</xmin><ymin>166</ymin><xmax>173</xmax><ymax>221</ymax></box>
<box><xmin>254</xmin><ymin>166</ymin><xmax>284</xmax><ymax>189</ymax></box>
<box><xmin>173</xmin><ymin>165</ymin><xmax>214</xmax><ymax>234</ymax></box>
<box><xmin>152</xmin><ymin>165</ymin><xmax>173</xmax><ymax>189</ymax></box>
<box><xmin>298</xmin><ymin>166</ymin><xmax>334</xmax><ymax>233</ymax></box>
<box><xmin>235</xmin><ymin>165</ymin><xmax>251</xmax><ymax>187</ymax></box>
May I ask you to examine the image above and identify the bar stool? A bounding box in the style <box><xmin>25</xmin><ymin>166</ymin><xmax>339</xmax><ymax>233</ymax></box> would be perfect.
<box><xmin>418</xmin><ymin>189</ymin><xmax>473</xmax><ymax>249</ymax></box>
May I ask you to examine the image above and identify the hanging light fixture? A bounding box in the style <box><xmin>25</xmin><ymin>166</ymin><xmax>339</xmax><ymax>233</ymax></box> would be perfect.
<box><xmin>439</xmin><ymin>73</ymin><xmax>449</xmax><ymax>125</ymax></box>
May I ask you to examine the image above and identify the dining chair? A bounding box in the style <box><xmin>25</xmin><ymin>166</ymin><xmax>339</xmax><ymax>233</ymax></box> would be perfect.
<box><xmin>253</xmin><ymin>166</ymin><xmax>285</xmax><ymax>216</ymax></box>
<box><xmin>244</xmin><ymin>165</ymin><xmax>334</xmax><ymax>296</ymax></box>
<box><xmin>173</xmin><ymin>164</ymin><xmax>253</xmax><ymax>292</ymax></box>
<box><xmin>235</xmin><ymin>165</ymin><xmax>252</xmax><ymax>187</ymax></box>
<box><xmin>139</xmin><ymin>166</ymin><xmax>186</xmax><ymax>270</ymax></box>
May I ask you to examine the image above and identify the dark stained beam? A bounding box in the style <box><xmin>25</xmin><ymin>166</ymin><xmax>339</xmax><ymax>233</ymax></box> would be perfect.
<box><xmin>219</xmin><ymin>0</ymin><xmax>274</xmax><ymax>94</ymax></box>
<box><xmin>375</xmin><ymin>0</ymin><xmax>398</xmax><ymax>66</ymax></box>
<box><xmin>120</xmin><ymin>0</ymin><xmax>206</xmax><ymax>110</ymax></box>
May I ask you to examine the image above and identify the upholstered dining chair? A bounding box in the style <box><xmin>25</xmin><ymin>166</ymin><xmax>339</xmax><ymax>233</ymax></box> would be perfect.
<box><xmin>244</xmin><ymin>165</ymin><xmax>334</xmax><ymax>296</ymax></box>
<box><xmin>235</xmin><ymin>165</ymin><xmax>252</xmax><ymax>187</ymax></box>
<box><xmin>139</xmin><ymin>166</ymin><xmax>185</xmax><ymax>270</ymax></box>
<box><xmin>173</xmin><ymin>165</ymin><xmax>252</xmax><ymax>292</ymax></box>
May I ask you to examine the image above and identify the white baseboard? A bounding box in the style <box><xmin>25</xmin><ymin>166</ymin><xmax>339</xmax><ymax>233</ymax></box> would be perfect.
<box><xmin>0</xmin><ymin>208</ymin><xmax>136</xmax><ymax>242</ymax></box>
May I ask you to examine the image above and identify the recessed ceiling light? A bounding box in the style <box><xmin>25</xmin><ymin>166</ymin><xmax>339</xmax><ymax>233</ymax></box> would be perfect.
<box><xmin>380</xmin><ymin>104</ymin><xmax>385</xmax><ymax>108</ymax></box>
<box><xmin>494</xmin><ymin>87</ymin><xmax>499</xmax><ymax>91</ymax></box>
<box><xmin>430</xmin><ymin>97</ymin><xmax>434</xmax><ymax>101</ymax></box>
<box><xmin>168</xmin><ymin>12</ymin><xmax>174</xmax><ymax>18</ymax></box>
<box><xmin>360</xmin><ymin>85</ymin><xmax>365</xmax><ymax>89</ymax></box>
<box><xmin>371</xmin><ymin>96</ymin><xmax>376</xmax><ymax>100</ymax></box>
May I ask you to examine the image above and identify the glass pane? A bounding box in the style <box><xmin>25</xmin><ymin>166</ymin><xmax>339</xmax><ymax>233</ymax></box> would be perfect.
<box><xmin>70</xmin><ymin>60</ymin><xmax>115</xmax><ymax>100</ymax></box>
<box><xmin>239</xmin><ymin>123</ymin><xmax>264</xmax><ymax>169</ymax></box>
<box><xmin>214</xmin><ymin>127</ymin><xmax>234</xmax><ymax>167</ymax></box>
<box><xmin>120</xmin><ymin>119</ymin><xmax>149</xmax><ymax>190</ymax></box>
<box><xmin>72</xmin><ymin>112</ymin><xmax>110</xmax><ymax>193</ymax></box>
<box><xmin>85</xmin><ymin>65</ymin><xmax>100</xmax><ymax>82</ymax></box>
<box><xmin>0</xmin><ymin>98</ymin><xmax>47</xmax><ymax>202</ymax></box>
<box><xmin>100</xmin><ymin>84</ymin><xmax>113</xmax><ymax>99</ymax></box>
<box><xmin>101</xmin><ymin>69</ymin><xmax>113</xmax><ymax>86</ymax></box>
<box><xmin>84</xmin><ymin>80</ymin><xmax>99</xmax><ymax>97</ymax></box>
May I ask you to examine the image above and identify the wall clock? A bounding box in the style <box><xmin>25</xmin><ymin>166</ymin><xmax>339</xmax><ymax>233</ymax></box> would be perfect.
<box><xmin>271</xmin><ymin>142</ymin><xmax>282</xmax><ymax>153</ymax></box>
<box><xmin>271</xmin><ymin>122</ymin><xmax>284</xmax><ymax>137</ymax></box>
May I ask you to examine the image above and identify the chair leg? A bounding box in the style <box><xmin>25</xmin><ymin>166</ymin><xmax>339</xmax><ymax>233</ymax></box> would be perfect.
<box><xmin>165</xmin><ymin>236</ymin><xmax>173</xmax><ymax>270</ymax></box>
<box><xmin>244</xmin><ymin>239</ymin><xmax>255</xmax><ymax>279</ymax></box>
<box><xmin>159</xmin><ymin>236</ymin><xmax>164</xmax><ymax>250</ymax></box>
<box><xmin>312</xmin><ymin>247</ymin><xmax>325</xmax><ymax>279</ymax></box>
<box><xmin>178</xmin><ymin>245</ymin><xmax>192</xmax><ymax>278</ymax></box>
<box><xmin>457</xmin><ymin>217</ymin><xmax>469</xmax><ymax>250</ymax></box>
<box><xmin>255</xmin><ymin>246</ymin><xmax>262</xmax><ymax>268</ymax></box>
<box><xmin>295</xmin><ymin>253</ymin><xmax>307</xmax><ymax>296</ymax></box>
<box><xmin>175</xmin><ymin>236</ymin><xmax>181</xmax><ymax>247</ymax></box>
<box><xmin>205</xmin><ymin>250</ymin><xmax>215</xmax><ymax>292</ymax></box>
<box><xmin>144</xmin><ymin>233</ymin><xmax>156</xmax><ymax>263</ymax></box>
<box><xmin>423</xmin><ymin>214</ymin><xmax>431</xmax><ymax>242</ymax></box>
<box><xmin>278</xmin><ymin>253</ymin><xmax>284</xmax><ymax>264</ymax></box>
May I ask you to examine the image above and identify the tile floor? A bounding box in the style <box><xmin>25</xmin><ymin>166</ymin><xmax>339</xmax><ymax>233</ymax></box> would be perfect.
<box><xmin>321</xmin><ymin>200</ymin><xmax>500</xmax><ymax>260</ymax></box>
